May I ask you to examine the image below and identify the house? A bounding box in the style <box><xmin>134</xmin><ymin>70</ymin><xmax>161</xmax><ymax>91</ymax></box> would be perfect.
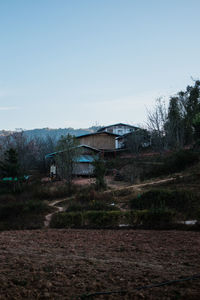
<box><xmin>76</xmin><ymin>132</ymin><xmax>119</xmax><ymax>151</ymax></box>
<box><xmin>45</xmin><ymin>145</ymin><xmax>99</xmax><ymax>176</ymax></box>
<box><xmin>97</xmin><ymin>123</ymin><xmax>139</xmax><ymax>136</ymax></box>
<box><xmin>115</xmin><ymin>130</ymin><xmax>151</xmax><ymax>150</ymax></box>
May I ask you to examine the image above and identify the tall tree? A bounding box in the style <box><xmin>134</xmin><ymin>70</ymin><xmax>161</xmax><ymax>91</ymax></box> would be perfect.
<box><xmin>165</xmin><ymin>97</ymin><xmax>184</xmax><ymax>149</ymax></box>
<box><xmin>0</xmin><ymin>148</ymin><xmax>20</xmax><ymax>178</ymax></box>
<box><xmin>146</xmin><ymin>98</ymin><xmax>167</xmax><ymax>152</ymax></box>
<box><xmin>182</xmin><ymin>80</ymin><xmax>200</xmax><ymax>144</ymax></box>
<box><xmin>0</xmin><ymin>148</ymin><xmax>20</xmax><ymax>191</ymax></box>
<box><xmin>92</xmin><ymin>156</ymin><xmax>107</xmax><ymax>190</ymax></box>
<box><xmin>55</xmin><ymin>134</ymin><xmax>79</xmax><ymax>190</ymax></box>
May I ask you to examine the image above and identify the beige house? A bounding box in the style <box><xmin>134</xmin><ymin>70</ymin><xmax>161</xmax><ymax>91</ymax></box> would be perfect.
<box><xmin>76</xmin><ymin>132</ymin><xmax>118</xmax><ymax>150</ymax></box>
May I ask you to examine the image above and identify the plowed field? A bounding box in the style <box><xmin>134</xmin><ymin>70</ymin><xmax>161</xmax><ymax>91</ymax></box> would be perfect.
<box><xmin>0</xmin><ymin>229</ymin><xmax>200</xmax><ymax>299</ymax></box>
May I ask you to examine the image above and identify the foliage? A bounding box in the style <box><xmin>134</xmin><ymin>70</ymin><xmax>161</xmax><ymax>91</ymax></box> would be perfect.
<box><xmin>130</xmin><ymin>188</ymin><xmax>199</xmax><ymax>218</ymax></box>
<box><xmin>33</xmin><ymin>183</ymin><xmax>74</xmax><ymax>200</ymax></box>
<box><xmin>55</xmin><ymin>134</ymin><xmax>80</xmax><ymax>189</ymax></box>
<box><xmin>163</xmin><ymin>150</ymin><xmax>199</xmax><ymax>173</ymax></box>
<box><xmin>92</xmin><ymin>156</ymin><xmax>107</xmax><ymax>190</ymax></box>
<box><xmin>165</xmin><ymin>97</ymin><xmax>184</xmax><ymax>149</ymax></box>
<box><xmin>0</xmin><ymin>148</ymin><xmax>21</xmax><ymax>192</ymax></box>
<box><xmin>0</xmin><ymin>131</ymin><xmax>56</xmax><ymax>174</ymax></box>
<box><xmin>193</xmin><ymin>112</ymin><xmax>200</xmax><ymax>139</ymax></box>
<box><xmin>50</xmin><ymin>209</ymin><xmax>176</xmax><ymax>229</ymax></box>
<box><xmin>148</xmin><ymin>150</ymin><xmax>199</xmax><ymax>177</ymax></box>
<box><xmin>0</xmin><ymin>195</ymin><xmax>50</xmax><ymax>230</ymax></box>
<box><xmin>147</xmin><ymin>80</ymin><xmax>200</xmax><ymax>149</ymax></box>
<box><xmin>67</xmin><ymin>199</ymin><xmax>119</xmax><ymax>212</ymax></box>
<box><xmin>0</xmin><ymin>148</ymin><xmax>20</xmax><ymax>178</ymax></box>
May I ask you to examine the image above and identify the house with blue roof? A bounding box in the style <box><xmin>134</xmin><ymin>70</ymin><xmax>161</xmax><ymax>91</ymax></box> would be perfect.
<box><xmin>45</xmin><ymin>145</ymin><xmax>99</xmax><ymax>176</ymax></box>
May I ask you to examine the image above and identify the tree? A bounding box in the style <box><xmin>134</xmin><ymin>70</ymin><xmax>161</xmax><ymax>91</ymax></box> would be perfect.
<box><xmin>0</xmin><ymin>148</ymin><xmax>20</xmax><ymax>191</ymax></box>
<box><xmin>193</xmin><ymin>112</ymin><xmax>200</xmax><ymax>140</ymax></box>
<box><xmin>126</xmin><ymin>129</ymin><xmax>150</xmax><ymax>183</ymax></box>
<box><xmin>146</xmin><ymin>98</ymin><xmax>167</xmax><ymax>152</ymax></box>
<box><xmin>92</xmin><ymin>156</ymin><xmax>107</xmax><ymax>190</ymax></box>
<box><xmin>177</xmin><ymin>80</ymin><xmax>200</xmax><ymax>144</ymax></box>
<box><xmin>165</xmin><ymin>97</ymin><xmax>184</xmax><ymax>149</ymax></box>
<box><xmin>55</xmin><ymin>134</ymin><xmax>79</xmax><ymax>190</ymax></box>
<box><xmin>0</xmin><ymin>148</ymin><xmax>19</xmax><ymax>178</ymax></box>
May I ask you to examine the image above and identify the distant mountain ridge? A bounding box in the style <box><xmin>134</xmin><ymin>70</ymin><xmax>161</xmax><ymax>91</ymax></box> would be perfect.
<box><xmin>0</xmin><ymin>126</ymin><xmax>101</xmax><ymax>140</ymax></box>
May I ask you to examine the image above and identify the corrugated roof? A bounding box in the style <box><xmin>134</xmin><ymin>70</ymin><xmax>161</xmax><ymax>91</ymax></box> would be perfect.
<box><xmin>97</xmin><ymin>123</ymin><xmax>140</xmax><ymax>132</ymax></box>
<box><xmin>45</xmin><ymin>144</ymin><xmax>99</xmax><ymax>159</ymax></box>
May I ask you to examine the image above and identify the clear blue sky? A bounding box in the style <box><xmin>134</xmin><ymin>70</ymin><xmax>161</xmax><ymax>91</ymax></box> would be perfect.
<box><xmin>0</xmin><ymin>0</ymin><xmax>200</xmax><ymax>130</ymax></box>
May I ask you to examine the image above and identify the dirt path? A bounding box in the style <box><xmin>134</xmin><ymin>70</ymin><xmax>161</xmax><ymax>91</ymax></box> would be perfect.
<box><xmin>105</xmin><ymin>176</ymin><xmax>182</xmax><ymax>193</ymax></box>
<box><xmin>44</xmin><ymin>199</ymin><xmax>66</xmax><ymax>228</ymax></box>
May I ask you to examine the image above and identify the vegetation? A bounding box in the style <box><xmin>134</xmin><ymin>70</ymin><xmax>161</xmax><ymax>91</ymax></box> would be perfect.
<box><xmin>50</xmin><ymin>209</ymin><xmax>175</xmax><ymax>229</ymax></box>
<box><xmin>148</xmin><ymin>80</ymin><xmax>200</xmax><ymax>150</ymax></box>
<box><xmin>55</xmin><ymin>134</ymin><xmax>80</xmax><ymax>190</ymax></box>
<box><xmin>130</xmin><ymin>189</ymin><xmax>199</xmax><ymax>219</ymax></box>
<box><xmin>92</xmin><ymin>156</ymin><xmax>107</xmax><ymax>190</ymax></box>
<box><xmin>0</xmin><ymin>194</ymin><xmax>50</xmax><ymax>230</ymax></box>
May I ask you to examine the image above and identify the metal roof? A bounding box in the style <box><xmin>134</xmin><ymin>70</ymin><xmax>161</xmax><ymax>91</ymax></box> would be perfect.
<box><xmin>97</xmin><ymin>123</ymin><xmax>140</xmax><ymax>132</ymax></box>
<box><xmin>45</xmin><ymin>144</ymin><xmax>99</xmax><ymax>159</ymax></box>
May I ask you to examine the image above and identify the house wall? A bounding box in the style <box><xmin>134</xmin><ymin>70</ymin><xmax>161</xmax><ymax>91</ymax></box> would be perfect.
<box><xmin>73</xmin><ymin>163</ymin><xmax>94</xmax><ymax>175</ymax></box>
<box><xmin>77</xmin><ymin>133</ymin><xmax>116</xmax><ymax>150</ymax></box>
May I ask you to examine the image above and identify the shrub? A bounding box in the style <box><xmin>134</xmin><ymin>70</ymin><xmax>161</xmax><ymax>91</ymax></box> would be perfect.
<box><xmin>163</xmin><ymin>150</ymin><xmax>199</xmax><ymax>173</ymax></box>
<box><xmin>85</xmin><ymin>211</ymin><xmax>121</xmax><ymax>227</ymax></box>
<box><xmin>50</xmin><ymin>212</ymin><xmax>83</xmax><ymax>228</ymax></box>
<box><xmin>67</xmin><ymin>199</ymin><xmax>119</xmax><ymax>212</ymax></box>
<box><xmin>142</xmin><ymin>209</ymin><xmax>175</xmax><ymax>228</ymax></box>
<box><xmin>149</xmin><ymin>150</ymin><xmax>199</xmax><ymax>177</ymax></box>
<box><xmin>0</xmin><ymin>196</ymin><xmax>50</xmax><ymax>230</ymax></box>
<box><xmin>33</xmin><ymin>184</ymin><xmax>73</xmax><ymax>200</ymax></box>
<box><xmin>130</xmin><ymin>189</ymin><xmax>198</xmax><ymax>218</ymax></box>
<box><xmin>50</xmin><ymin>209</ymin><xmax>176</xmax><ymax>229</ymax></box>
<box><xmin>0</xmin><ymin>200</ymin><xmax>49</xmax><ymax>220</ymax></box>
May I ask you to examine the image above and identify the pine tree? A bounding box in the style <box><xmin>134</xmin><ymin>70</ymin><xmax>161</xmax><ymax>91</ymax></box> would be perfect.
<box><xmin>0</xmin><ymin>148</ymin><xmax>19</xmax><ymax>178</ymax></box>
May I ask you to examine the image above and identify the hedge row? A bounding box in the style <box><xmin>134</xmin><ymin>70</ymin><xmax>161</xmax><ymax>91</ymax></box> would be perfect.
<box><xmin>50</xmin><ymin>209</ymin><xmax>175</xmax><ymax>229</ymax></box>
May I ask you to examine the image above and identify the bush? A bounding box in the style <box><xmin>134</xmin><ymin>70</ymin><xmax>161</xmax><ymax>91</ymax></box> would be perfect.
<box><xmin>50</xmin><ymin>209</ymin><xmax>176</xmax><ymax>229</ymax></box>
<box><xmin>0</xmin><ymin>200</ymin><xmax>49</xmax><ymax>220</ymax></box>
<box><xmin>33</xmin><ymin>184</ymin><xmax>73</xmax><ymax>200</ymax></box>
<box><xmin>163</xmin><ymin>150</ymin><xmax>199</xmax><ymax>173</ymax></box>
<box><xmin>85</xmin><ymin>211</ymin><xmax>121</xmax><ymax>227</ymax></box>
<box><xmin>67</xmin><ymin>199</ymin><xmax>119</xmax><ymax>212</ymax></box>
<box><xmin>0</xmin><ymin>196</ymin><xmax>50</xmax><ymax>230</ymax></box>
<box><xmin>142</xmin><ymin>209</ymin><xmax>175</xmax><ymax>228</ymax></box>
<box><xmin>75</xmin><ymin>186</ymin><xmax>112</xmax><ymax>203</ymax></box>
<box><xmin>130</xmin><ymin>189</ymin><xmax>198</xmax><ymax>218</ymax></box>
<box><xmin>50</xmin><ymin>212</ymin><xmax>83</xmax><ymax>228</ymax></box>
<box><xmin>149</xmin><ymin>150</ymin><xmax>199</xmax><ymax>177</ymax></box>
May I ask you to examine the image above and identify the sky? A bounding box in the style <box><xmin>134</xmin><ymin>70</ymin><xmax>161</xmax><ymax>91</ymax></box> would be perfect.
<box><xmin>0</xmin><ymin>0</ymin><xmax>200</xmax><ymax>130</ymax></box>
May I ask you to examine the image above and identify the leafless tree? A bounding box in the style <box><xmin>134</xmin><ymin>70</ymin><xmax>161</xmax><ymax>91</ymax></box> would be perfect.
<box><xmin>146</xmin><ymin>98</ymin><xmax>167</xmax><ymax>152</ymax></box>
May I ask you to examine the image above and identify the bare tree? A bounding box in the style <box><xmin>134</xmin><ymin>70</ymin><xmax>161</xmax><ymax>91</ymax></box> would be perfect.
<box><xmin>146</xmin><ymin>98</ymin><xmax>167</xmax><ymax>152</ymax></box>
<box><xmin>55</xmin><ymin>134</ymin><xmax>80</xmax><ymax>190</ymax></box>
<box><xmin>126</xmin><ymin>129</ymin><xmax>149</xmax><ymax>183</ymax></box>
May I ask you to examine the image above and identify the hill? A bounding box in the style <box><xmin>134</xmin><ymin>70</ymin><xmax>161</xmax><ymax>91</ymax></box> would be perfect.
<box><xmin>0</xmin><ymin>126</ymin><xmax>101</xmax><ymax>140</ymax></box>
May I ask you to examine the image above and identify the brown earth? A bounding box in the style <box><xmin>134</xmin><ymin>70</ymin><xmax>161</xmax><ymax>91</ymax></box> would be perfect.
<box><xmin>0</xmin><ymin>229</ymin><xmax>200</xmax><ymax>299</ymax></box>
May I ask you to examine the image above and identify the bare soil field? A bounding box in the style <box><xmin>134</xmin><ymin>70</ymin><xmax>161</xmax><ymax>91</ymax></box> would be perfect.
<box><xmin>0</xmin><ymin>230</ymin><xmax>200</xmax><ymax>299</ymax></box>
